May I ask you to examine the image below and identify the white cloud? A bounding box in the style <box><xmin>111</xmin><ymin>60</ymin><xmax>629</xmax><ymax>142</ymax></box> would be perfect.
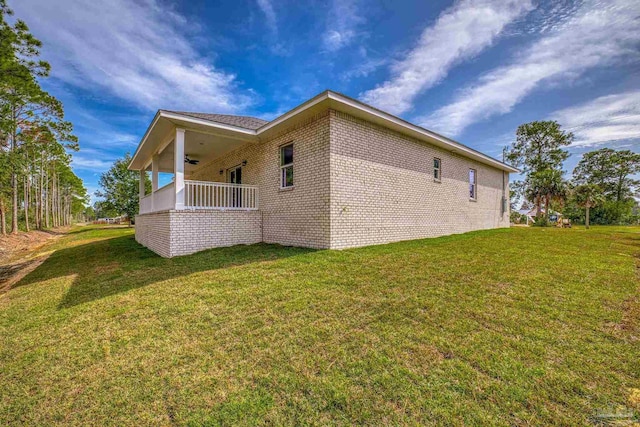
<box><xmin>322</xmin><ymin>0</ymin><xmax>365</xmax><ymax>51</ymax></box>
<box><xmin>551</xmin><ymin>91</ymin><xmax>640</xmax><ymax>147</ymax></box>
<box><xmin>12</xmin><ymin>0</ymin><xmax>253</xmax><ymax>112</ymax></box>
<box><xmin>71</xmin><ymin>155</ymin><xmax>116</xmax><ymax>171</ymax></box>
<box><xmin>360</xmin><ymin>0</ymin><xmax>533</xmax><ymax>115</ymax></box>
<box><xmin>341</xmin><ymin>46</ymin><xmax>388</xmax><ymax>81</ymax></box>
<box><xmin>422</xmin><ymin>0</ymin><xmax>640</xmax><ymax>136</ymax></box>
<box><xmin>256</xmin><ymin>0</ymin><xmax>278</xmax><ymax>35</ymax></box>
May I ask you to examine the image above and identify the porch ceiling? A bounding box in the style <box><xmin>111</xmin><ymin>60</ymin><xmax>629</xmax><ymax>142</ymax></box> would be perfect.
<box><xmin>130</xmin><ymin>113</ymin><xmax>257</xmax><ymax>171</ymax></box>
<box><xmin>145</xmin><ymin>130</ymin><xmax>252</xmax><ymax>174</ymax></box>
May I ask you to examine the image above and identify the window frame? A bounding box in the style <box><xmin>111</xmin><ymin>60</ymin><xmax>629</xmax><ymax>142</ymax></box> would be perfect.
<box><xmin>469</xmin><ymin>168</ymin><xmax>477</xmax><ymax>200</ymax></box>
<box><xmin>433</xmin><ymin>158</ymin><xmax>442</xmax><ymax>182</ymax></box>
<box><xmin>279</xmin><ymin>142</ymin><xmax>294</xmax><ymax>189</ymax></box>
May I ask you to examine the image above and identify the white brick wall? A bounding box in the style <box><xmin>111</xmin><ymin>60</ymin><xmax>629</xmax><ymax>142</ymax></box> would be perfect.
<box><xmin>135</xmin><ymin>108</ymin><xmax>510</xmax><ymax>257</ymax></box>
<box><xmin>135</xmin><ymin>210</ymin><xmax>261</xmax><ymax>257</ymax></box>
<box><xmin>328</xmin><ymin>110</ymin><xmax>509</xmax><ymax>249</ymax></box>
<box><xmin>135</xmin><ymin>211</ymin><xmax>171</xmax><ymax>257</ymax></box>
<box><xmin>190</xmin><ymin>111</ymin><xmax>331</xmax><ymax>249</ymax></box>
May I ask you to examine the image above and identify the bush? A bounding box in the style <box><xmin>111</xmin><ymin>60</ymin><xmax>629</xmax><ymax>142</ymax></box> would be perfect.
<box><xmin>510</xmin><ymin>212</ymin><xmax>527</xmax><ymax>224</ymax></box>
<box><xmin>532</xmin><ymin>216</ymin><xmax>550</xmax><ymax>227</ymax></box>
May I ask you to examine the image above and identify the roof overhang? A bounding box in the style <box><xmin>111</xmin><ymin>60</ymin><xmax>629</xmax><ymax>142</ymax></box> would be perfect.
<box><xmin>129</xmin><ymin>90</ymin><xmax>519</xmax><ymax>173</ymax></box>
<box><xmin>128</xmin><ymin>111</ymin><xmax>258</xmax><ymax>170</ymax></box>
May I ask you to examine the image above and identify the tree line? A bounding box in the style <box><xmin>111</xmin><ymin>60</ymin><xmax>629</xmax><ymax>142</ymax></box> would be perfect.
<box><xmin>507</xmin><ymin>121</ymin><xmax>640</xmax><ymax>227</ymax></box>
<box><xmin>0</xmin><ymin>1</ymin><xmax>86</xmax><ymax>235</ymax></box>
<box><xmin>93</xmin><ymin>152</ymin><xmax>150</xmax><ymax>222</ymax></box>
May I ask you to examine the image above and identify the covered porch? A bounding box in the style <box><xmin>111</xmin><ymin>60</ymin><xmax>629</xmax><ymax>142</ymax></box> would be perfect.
<box><xmin>130</xmin><ymin>112</ymin><xmax>262</xmax><ymax>214</ymax></box>
<box><xmin>129</xmin><ymin>111</ymin><xmax>266</xmax><ymax>257</ymax></box>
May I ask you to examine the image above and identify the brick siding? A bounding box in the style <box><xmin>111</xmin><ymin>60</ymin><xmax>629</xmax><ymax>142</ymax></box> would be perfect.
<box><xmin>189</xmin><ymin>111</ymin><xmax>331</xmax><ymax>249</ymax></box>
<box><xmin>135</xmin><ymin>210</ymin><xmax>261</xmax><ymax>257</ymax></box>
<box><xmin>135</xmin><ymin>108</ymin><xmax>509</xmax><ymax>257</ymax></box>
<box><xmin>328</xmin><ymin>110</ymin><xmax>509</xmax><ymax>249</ymax></box>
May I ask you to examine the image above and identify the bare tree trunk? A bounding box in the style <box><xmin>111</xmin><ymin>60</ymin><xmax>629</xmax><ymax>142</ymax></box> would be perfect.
<box><xmin>11</xmin><ymin>173</ymin><xmax>18</xmax><ymax>234</ymax></box>
<box><xmin>0</xmin><ymin>198</ymin><xmax>6</xmax><ymax>236</ymax></box>
<box><xmin>24</xmin><ymin>176</ymin><xmax>30</xmax><ymax>232</ymax></box>
<box><xmin>545</xmin><ymin>195</ymin><xmax>550</xmax><ymax>220</ymax></box>
<box><xmin>585</xmin><ymin>206</ymin><xmax>590</xmax><ymax>229</ymax></box>
<box><xmin>11</xmin><ymin>106</ymin><xmax>18</xmax><ymax>235</ymax></box>
<box><xmin>534</xmin><ymin>195</ymin><xmax>542</xmax><ymax>219</ymax></box>
<box><xmin>52</xmin><ymin>173</ymin><xmax>57</xmax><ymax>228</ymax></box>
<box><xmin>34</xmin><ymin>173</ymin><xmax>40</xmax><ymax>230</ymax></box>
<box><xmin>57</xmin><ymin>175</ymin><xmax>61</xmax><ymax>227</ymax></box>
<box><xmin>45</xmin><ymin>171</ymin><xmax>50</xmax><ymax>229</ymax></box>
<box><xmin>38</xmin><ymin>155</ymin><xmax>43</xmax><ymax>229</ymax></box>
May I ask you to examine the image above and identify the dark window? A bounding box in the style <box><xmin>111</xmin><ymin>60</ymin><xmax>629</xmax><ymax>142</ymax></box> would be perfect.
<box><xmin>469</xmin><ymin>168</ymin><xmax>477</xmax><ymax>199</ymax></box>
<box><xmin>280</xmin><ymin>143</ymin><xmax>294</xmax><ymax>188</ymax></box>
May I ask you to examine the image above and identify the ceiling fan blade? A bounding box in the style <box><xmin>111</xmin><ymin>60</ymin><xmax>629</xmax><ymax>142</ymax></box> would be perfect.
<box><xmin>184</xmin><ymin>155</ymin><xmax>199</xmax><ymax>165</ymax></box>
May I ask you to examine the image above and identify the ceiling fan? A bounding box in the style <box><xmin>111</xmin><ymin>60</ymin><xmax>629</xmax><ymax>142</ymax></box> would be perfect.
<box><xmin>184</xmin><ymin>155</ymin><xmax>199</xmax><ymax>165</ymax></box>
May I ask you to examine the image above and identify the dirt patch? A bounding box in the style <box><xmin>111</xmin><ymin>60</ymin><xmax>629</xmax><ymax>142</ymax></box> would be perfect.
<box><xmin>613</xmin><ymin>295</ymin><xmax>640</xmax><ymax>342</ymax></box>
<box><xmin>0</xmin><ymin>227</ymin><xmax>69</xmax><ymax>266</ymax></box>
<box><xmin>0</xmin><ymin>227</ymin><xmax>70</xmax><ymax>295</ymax></box>
<box><xmin>0</xmin><ymin>256</ymin><xmax>50</xmax><ymax>295</ymax></box>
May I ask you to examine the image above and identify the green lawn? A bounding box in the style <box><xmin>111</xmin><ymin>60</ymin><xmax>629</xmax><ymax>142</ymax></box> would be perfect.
<box><xmin>1</xmin><ymin>225</ymin><xmax>639</xmax><ymax>426</ymax></box>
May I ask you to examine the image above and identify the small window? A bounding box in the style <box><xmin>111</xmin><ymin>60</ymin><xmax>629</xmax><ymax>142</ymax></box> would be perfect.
<box><xmin>433</xmin><ymin>158</ymin><xmax>441</xmax><ymax>182</ymax></box>
<box><xmin>469</xmin><ymin>168</ymin><xmax>477</xmax><ymax>200</ymax></box>
<box><xmin>280</xmin><ymin>143</ymin><xmax>294</xmax><ymax>188</ymax></box>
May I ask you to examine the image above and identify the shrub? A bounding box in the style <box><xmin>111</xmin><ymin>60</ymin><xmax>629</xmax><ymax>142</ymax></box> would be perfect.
<box><xmin>532</xmin><ymin>216</ymin><xmax>550</xmax><ymax>227</ymax></box>
<box><xmin>510</xmin><ymin>212</ymin><xmax>527</xmax><ymax>224</ymax></box>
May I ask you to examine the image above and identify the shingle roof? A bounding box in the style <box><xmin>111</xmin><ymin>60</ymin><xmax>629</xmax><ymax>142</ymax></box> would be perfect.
<box><xmin>163</xmin><ymin>110</ymin><xmax>268</xmax><ymax>130</ymax></box>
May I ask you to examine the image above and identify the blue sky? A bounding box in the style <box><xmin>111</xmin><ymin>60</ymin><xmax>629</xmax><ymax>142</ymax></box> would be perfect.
<box><xmin>10</xmin><ymin>0</ymin><xmax>640</xmax><ymax>202</ymax></box>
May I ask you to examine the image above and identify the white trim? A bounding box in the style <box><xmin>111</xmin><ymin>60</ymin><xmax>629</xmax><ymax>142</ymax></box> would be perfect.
<box><xmin>279</xmin><ymin>142</ymin><xmax>294</xmax><ymax>189</ymax></box>
<box><xmin>433</xmin><ymin>157</ymin><xmax>442</xmax><ymax>182</ymax></box>
<box><xmin>227</xmin><ymin>164</ymin><xmax>243</xmax><ymax>184</ymax></box>
<box><xmin>139</xmin><ymin>170</ymin><xmax>146</xmax><ymax>200</ymax></box>
<box><xmin>469</xmin><ymin>168</ymin><xmax>477</xmax><ymax>201</ymax></box>
<box><xmin>129</xmin><ymin>91</ymin><xmax>519</xmax><ymax>174</ymax></box>
<box><xmin>134</xmin><ymin>111</ymin><xmax>162</xmax><ymax>171</ymax></box>
<box><xmin>322</xmin><ymin>92</ymin><xmax>518</xmax><ymax>173</ymax></box>
<box><xmin>257</xmin><ymin>93</ymin><xmax>330</xmax><ymax>134</ymax></box>
<box><xmin>151</xmin><ymin>154</ymin><xmax>159</xmax><ymax>192</ymax></box>
<box><xmin>174</xmin><ymin>128</ymin><xmax>185</xmax><ymax>210</ymax></box>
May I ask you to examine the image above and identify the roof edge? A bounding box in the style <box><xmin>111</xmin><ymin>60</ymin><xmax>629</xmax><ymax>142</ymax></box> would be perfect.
<box><xmin>129</xmin><ymin>110</ymin><xmax>162</xmax><ymax>170</ymax></box>
<box><xmin>158</xmin><ymin>110</ymin><xmax>258</xmax><ymax>134</ymax></box>
<box><xmin>323</xmin><ymin>90</ymin><xmax>519</xmax><ymax>173</ymax></box>
<box><xmin>129</xmin><ymin>91</ymin><xmax>519</xmax><ymax>173</ymax></box>
<box><xmin>128</xmin><ymin>110</ymin><xmax>259</xmax><ymax>170</ymax></box>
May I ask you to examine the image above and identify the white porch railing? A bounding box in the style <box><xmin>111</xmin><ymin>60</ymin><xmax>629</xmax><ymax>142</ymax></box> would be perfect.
<box><xmin>185</xmin><ymin>180</ymin><xmax>258</xmax><ymax>210</ymax></box>
<box><xmin>154</xmin><ymin>182</ymin><xmax>176</xmax><ymax>211</ymax></box>
<box><xmin>139</xmin><ymin>182</ymin><xmax>176</xmax><ymax>214</ymax></box>
<box><xmin>139</xmin><ymin>180</ymin><xmax>258</xmax><ymax>214</ymax></box>
<box><xmin>140</xmin><ymin>193</ymin><xmax>153</xmax><ymax>214</ymax></box>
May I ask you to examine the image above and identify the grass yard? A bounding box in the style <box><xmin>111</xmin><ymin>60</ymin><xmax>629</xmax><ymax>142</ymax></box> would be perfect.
<box><xmin>1</xmin><ymin>225</ymin><xmax>639</xmax><ymax>426</ymax></box>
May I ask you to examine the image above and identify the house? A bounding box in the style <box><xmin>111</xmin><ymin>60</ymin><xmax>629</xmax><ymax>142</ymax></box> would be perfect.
<box><xmin>128</xmin><ymin>90</ymin><xmax>517</xmax><ymax>257</ymax></box>
<box><xmin>518</xmin><ymin>207</ymin><xmax>561</xmax><ymax>225</ymax></box>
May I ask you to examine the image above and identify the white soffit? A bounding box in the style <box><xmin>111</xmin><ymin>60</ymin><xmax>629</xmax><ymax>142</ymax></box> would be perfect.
<box><xmin>129</xmin><ymin>91</ymin><xmax>518</xmax><ymax>173</ymax></box>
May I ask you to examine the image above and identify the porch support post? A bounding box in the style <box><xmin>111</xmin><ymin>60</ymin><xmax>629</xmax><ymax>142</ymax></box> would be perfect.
<box><xmin>174</xmin><ymin>128</ymin><xmax>185</xmax><ymax>210</ymax></box>
<box><xmin>151</xmin><ymin>154</ymin><xmax>159</xmax><ymax>192</ymax></box>
<box><xmin>139</xmin><ymin>170</ymin><xmax>146</xmax><ymax>200</ymax></box>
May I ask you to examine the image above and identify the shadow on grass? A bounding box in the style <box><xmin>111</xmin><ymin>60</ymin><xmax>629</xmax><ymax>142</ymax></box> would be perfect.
<box><xmin>14</xmin><ymin>233</ymin><xmax>315</xmax><ymax>309</ymax></box>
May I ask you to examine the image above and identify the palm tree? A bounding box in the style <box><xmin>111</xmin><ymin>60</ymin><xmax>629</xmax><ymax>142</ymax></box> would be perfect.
<box><xmin>574</xmin><ymin>184</ymin><xmax>604</xmax><ymax>229</ymax></box>
<box><xmin>526</xmin><ymin>169</ymin><xmax>566</xmax><ymax>222</ymax></box>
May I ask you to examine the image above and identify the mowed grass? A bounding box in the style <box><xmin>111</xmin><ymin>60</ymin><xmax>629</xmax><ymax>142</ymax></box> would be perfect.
<box><xmin>0</xmin><ymin>225</ymin><xmax>639</xmax><ymax>426</ymax></box>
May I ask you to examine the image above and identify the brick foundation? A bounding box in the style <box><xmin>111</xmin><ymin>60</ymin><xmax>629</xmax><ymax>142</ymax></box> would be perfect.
<box><xmin>135</xmin><ymin>210</ymin><xmax>262</xmax><ymax>257</ymax></box>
